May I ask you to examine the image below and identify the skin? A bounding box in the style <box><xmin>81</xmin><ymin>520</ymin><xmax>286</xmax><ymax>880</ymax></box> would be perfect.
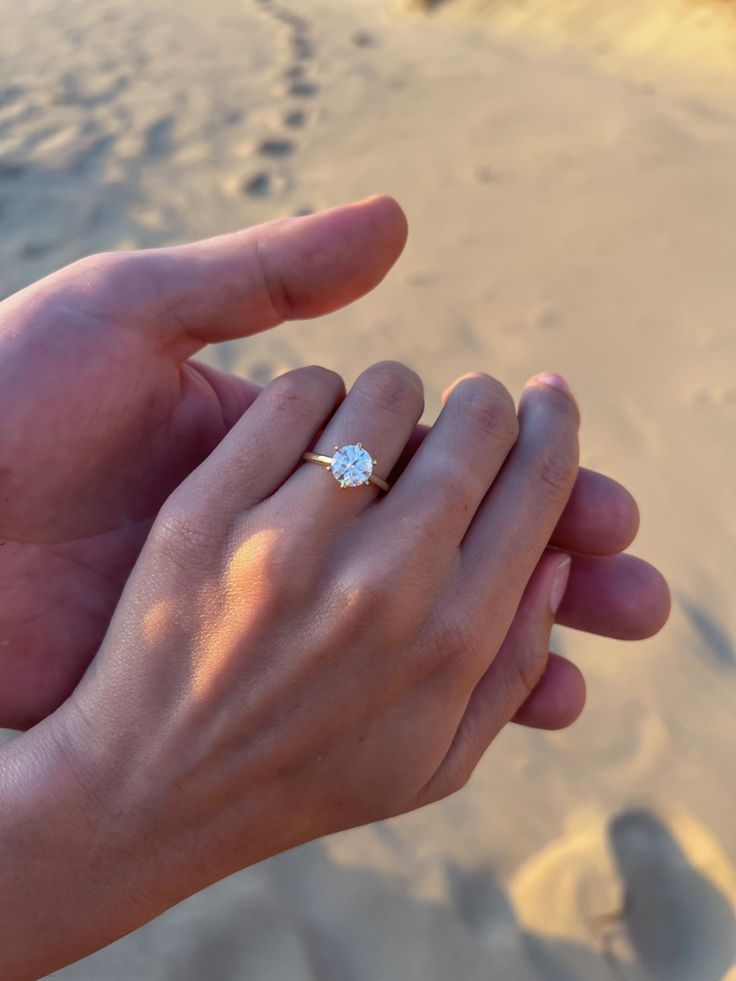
<box><xmin>1</xmin><ymin>361</ymin><xmax>640</xmax><ymax>978</ymax></box>
<box><xmin>0</xmin><ymin>195</ymin><xmax>669</xmax><ymax>734</ymax></box>
<box><xmin>0</xmin><ymin>196</ymin><xmax>671</xmax><ymax>977</ymax></box>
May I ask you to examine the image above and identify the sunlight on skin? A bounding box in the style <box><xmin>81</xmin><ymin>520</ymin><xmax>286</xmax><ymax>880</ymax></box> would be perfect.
<box><xmin>142</xmin><ymin>598</ymin><xmax>178</xmax><ymax>651</ymax></box>
<box><xmin>186</xmin><ymin>528</ymin><xmax>286</xmax><ymax>702</ymax></box>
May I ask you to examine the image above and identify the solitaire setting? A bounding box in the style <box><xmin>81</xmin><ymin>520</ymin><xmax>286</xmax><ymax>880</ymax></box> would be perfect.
<box><xmin>301</xmin><ymin>443</ymin><xmax>390</xmax><ymax>492</ymax></box>
<box><xmin>330</xmin><ymin>443</ymin><xmax>375</xmax><ymax>488</ymax></box>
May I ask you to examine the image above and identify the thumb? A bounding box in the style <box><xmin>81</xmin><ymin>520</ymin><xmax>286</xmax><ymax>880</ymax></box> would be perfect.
<box><xmin>427</xmin><ymin>552</ymin><xmax>580</xmax><ymax>799</ymax></box>
<box><xmin>42</xmin><ymin>195</ymin><xmax>408</xmax><ymax>355</ymax></box>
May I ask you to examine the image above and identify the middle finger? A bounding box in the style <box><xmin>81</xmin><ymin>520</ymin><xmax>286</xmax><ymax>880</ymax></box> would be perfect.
<box><xmin>380</xmin><ymin>373</ymin><xmax>520</xmax><ymax>547</ymax></box>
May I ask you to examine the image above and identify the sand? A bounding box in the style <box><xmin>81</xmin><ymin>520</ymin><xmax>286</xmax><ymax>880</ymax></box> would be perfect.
<box><xmin>1</xmin><ymin>0</ymin><xmax>735</xmax><ymax>978</ymax></box>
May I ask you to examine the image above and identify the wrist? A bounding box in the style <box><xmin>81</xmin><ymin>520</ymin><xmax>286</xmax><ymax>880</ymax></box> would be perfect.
<box><xmin>0</xmin><ymin>709</ymin><xmax>182</xmax><ymax>978</ymax></box>
<box><xmin>62</xmin><ymin>682</ymin><xmax>307</xmax><ymax>885</ymax></box>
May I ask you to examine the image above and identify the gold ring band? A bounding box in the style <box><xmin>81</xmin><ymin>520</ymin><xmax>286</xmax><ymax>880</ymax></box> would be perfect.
<box><xmin>302</xmin><ymin>444</ymin><xmax>390</xmax><ymax>492</ymax></box>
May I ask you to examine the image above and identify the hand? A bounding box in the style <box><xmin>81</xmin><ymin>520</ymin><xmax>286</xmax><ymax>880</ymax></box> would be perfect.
<box><xmin>2</xmin><ymin>363</ymin><xmax>666</xmax><ymax>975</ymax></box>
<box><xmin>0</xmin><ymin>197</ymin><xmax>668</xmax><ymax>730</ymax></box>
<box><xmin>0</xmin><ymin>197</ymin><xmax>405</xmax><ymax>727</ymax></box>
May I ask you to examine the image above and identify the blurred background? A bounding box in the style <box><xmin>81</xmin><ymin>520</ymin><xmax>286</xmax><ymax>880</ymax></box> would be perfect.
<box><xmin>2</xmin><ymin>0</ymin><xmax>735</xmax><ymax>978</ymax></box>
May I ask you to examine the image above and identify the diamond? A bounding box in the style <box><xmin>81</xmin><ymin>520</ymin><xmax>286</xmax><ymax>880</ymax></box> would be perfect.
<box><xmin>330</xmin><ymin>443</ymin><xmax>374</xmax><ymax>488</ymax></box>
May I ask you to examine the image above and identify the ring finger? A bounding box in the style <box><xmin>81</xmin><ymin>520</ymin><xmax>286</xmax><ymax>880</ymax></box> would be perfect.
<box><xmin>287</xmin><ymin>360</ymin><xmax>424</xmax><ymax>526</ymax></box>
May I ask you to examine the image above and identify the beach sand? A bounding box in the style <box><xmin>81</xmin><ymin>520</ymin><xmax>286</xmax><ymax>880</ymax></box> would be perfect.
<box><xmin>1</xmin><ymin>0</ymin><xmax>735</xmax><ymax>977</ymax></box>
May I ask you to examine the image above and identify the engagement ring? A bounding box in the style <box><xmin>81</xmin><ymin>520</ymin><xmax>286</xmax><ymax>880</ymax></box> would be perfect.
<box><xmin>302</xmin><ymin>443</ymin><xmax>390</xmax><ymax>492</ymax></box>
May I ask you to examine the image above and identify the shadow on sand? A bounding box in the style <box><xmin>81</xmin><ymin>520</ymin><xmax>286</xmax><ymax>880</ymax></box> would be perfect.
<box><xmin>52</xmin><ymin>809</ymin><xmax>735</xmax><ymax>981</ymax></box>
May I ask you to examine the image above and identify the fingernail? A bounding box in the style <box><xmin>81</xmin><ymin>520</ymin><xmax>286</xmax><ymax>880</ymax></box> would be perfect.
<box><xmin>526</xmin><ymin>372</ymin><xmax>570</xmax><ymax>393</ymax></box>
<box><xmin>550</xmin><ymin>555</ymin><xmax>572</xmax><ymax>616</ymax></box>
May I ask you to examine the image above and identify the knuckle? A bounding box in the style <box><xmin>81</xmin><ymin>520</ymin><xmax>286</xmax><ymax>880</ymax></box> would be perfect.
<box><xmin>454</xmin><ymin>378</ymin><xmax>519</xmax><ymax>443</ymax></box>
<box><xmin>341</xmin><ymin>568</ymin><xmax>394</xmax><ymax>618</ymax></box>
<box><xmin>306</xmin><ymin>364</ymin><xmax>345</xmax><ymax>394</ymax></box>
<box><xmin>510</xmin><ymin>641</ymin><xmax>549</xmax><ymax>697</ymax></box>
<box><xmin>71</xmin><ymin>249</ymin><xmax>118</xmax><ymax>271</ymax></box>
<box><xmin>360</xmin><ymin>361</ymin><xmax>424</xmax><ymax>416</ymax></box>
<box><xmin>333</xmin><ymin>560</ymin><xmax>423</xmax><ymax>641</ymax></box>
<box><xmin>252</xmin><ymin>232</ymin><xmax>292</xmax><ymax>321</ymax></box>
<box><xmin>430</xmin><ymin>757</ymin><xmax>475</xmax><ymax>803</ymax></box>
<box><xmin>152</xmin><ymin>497</ymin><xmax>225</xmax><ymax>564</ymax></box>
<box><xmin>70</xmin><ymin>249</ymin><xmax>138</xmax><ymax>287</ymax></box>
<box><xmin>267</xmin><ymin>367</ymin><xmax>337</xmax><ymax>416</ymax></box>
<box><xmin>67</xmin><ymin>251</ymin><xmax>165</xmax><ymax>323</ymax></box>
<box><xmin>535</xmin><ymin>446</ymin><xmax>578</xmax><ymax>499</ymax></box>
<box><xmin>447</xmin><ymin>761</ymin><xmax>475</xmax><ymax>796</ymax></box>
<box><xmin>420</xmin><ymin>458</ymin><xmax>486</xmax><ymax>517</ymax></box>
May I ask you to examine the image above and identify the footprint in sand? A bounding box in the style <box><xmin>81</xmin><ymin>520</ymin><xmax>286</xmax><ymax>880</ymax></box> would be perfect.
<box><xmin>243</xmin><ymin>1</ymin><xmax>321</xmax><ymax>200</ymax></box>
<box><xmin>143</xmin><ymin>116</ymin><xmax>175</xmax><ymax>159</ymax></box>
<box><xmin>239</xmin><ymin>170</ymin><xmax>291</xmax><ymax>199</ymax></box>
<box><xmin>291</xmin><ymin>34</ymin><xmax>314</xmax><ymax>61</ymax></box>
<box><xmin>20</xmin><ymin>240</ymin><xmax>56</xmax><ymax>260</ymax></box>
<box><xmin>234</xmin><ymin>139</ymin><xmax>297</xmax><ymax>199</ymax></box>
<box><xmin>273</xmin><ymin>11</ymin><xmax>308</xmax><ymax>32</ymax></box>
<box><xmin>287</xmin><ymin>80</ymin><xmax>319</xmax><ymax>99</ymax></box>
<box><xmin>676</xmin><ymin>593</ymin><xmax>736</xmax><ymax>669</ymax></box>
<box><xmin>257</xmin><ymin>137</ymin><xmax>296</xmax><ymax>159</ymax></box>
<box><xmin>225</xmin><ymin>108</ymin><xmax>245</xmax><ymax>126</ymax></box>
<box><xmin>241</xmin><ymin>172</ymin><xmax>272</xmax><ymax>198</ymax></box>
<box><xmin>69</xmin><ymin>134</ymin><xmax>115</xmax><ymax>178</ymax></box>
<box><xmin>352</xmin><ymin>30</ymin><xmax>379</xmax><ymax>48</ymax></box>
<box><xmin>283</xmin><ymin>108</ymin><xmax>306</xmax><ymax>129</ymax></box>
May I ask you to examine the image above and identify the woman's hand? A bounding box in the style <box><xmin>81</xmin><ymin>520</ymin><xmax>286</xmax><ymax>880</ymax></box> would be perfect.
<box><xmin>75</xmin><ymin>362</ymin><xmax>582</xmax><ymax>829</ymax></box>
<box><xmin>0</xmin><ymin>362</ymin><xmax>669</xmax><ymax>978</ymax></box>
<box><xmin>0</xmin><ymin>196</ymin><xmax>667</xmax><ymax>731</ymax></box>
